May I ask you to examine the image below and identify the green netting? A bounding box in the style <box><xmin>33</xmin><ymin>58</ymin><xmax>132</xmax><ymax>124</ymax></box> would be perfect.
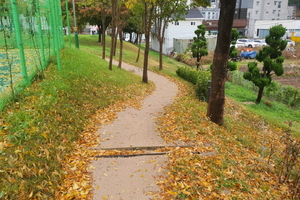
<box><xmin>0</xmin><ymin>0</ymin><xmax>64</xmax><ymax>110</ymax></box>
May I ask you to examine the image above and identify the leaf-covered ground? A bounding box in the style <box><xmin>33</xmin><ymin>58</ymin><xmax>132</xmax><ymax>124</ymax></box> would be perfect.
<box><xmin>155</xmin><ymin>79</ymin><xmax>299</xmax><ymax>199</ymax></box>
<box><xmin>1</xmin><ymin>36</ymin><xmax>299</xmax><ymax>199</ymax></box>
<box><xmin>0</xmin><ymin>47</ymin><xmax>154</xmax><ymax>199</ymax></box>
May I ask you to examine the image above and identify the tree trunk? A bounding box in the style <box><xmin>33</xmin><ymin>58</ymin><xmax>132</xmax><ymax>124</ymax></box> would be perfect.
<box><xmin>256</xmin><ymin>86</ymin><xmax>264</xmax><ymax>104</ymax></box>
<box><xmin>134</xmin><ymin>33</ymin><xmax>139</xmax><ymax>44</ymax></box>
<box><xmin>196</xmin><ymin>56</ymin><xmax>200</xmax><ymax>70</ymax></box>
<box><xmin>98</xmin><ymin>31</ymin><xmax>102</xmax><ymax>43</ymax></box>
<box><xmin>113</xmin><ymin>33</ymin><xmax>117</xmax><ymax>56</ymax></box>
<box><xmin>118</xmin><ymin>31</ymin><xmax>123</xmax><ymax>68</ymax></box>
<box><xmin>109</xmin><ymin>0</ymin><xmax>117</xmax><ymax>70</ymax></box>
<box><xmin>129</xmin><ymin>32</ymin><xmax>133</xmax><ymax>43</ymax></box>
<box><xmin>142</xmin><ymin>2</ymin><xmax>153</xmax><ymax>83</ymax></box>
<box><xmin>102</xmin><ymin>32</ymin><xmax>106</xmax><ymax>59</ymax></box>
<box><xmin>143</xmin><ymin>33</ymin><xmax>149</xmax><ymax>83</ymax></box>
<box><xmin>136</xmin><ymin>33</ymin><xmax>142</xmax><ymax>63</ymax></box>
<box><xmin>206</xmin><ymin>0</ymin><xmax>236</xmax><ymax>125</ymax></box>
<box><xmin>159</xmin><ymin>38</ymin><xmax>163</xmax><ymax>70</ymax></box>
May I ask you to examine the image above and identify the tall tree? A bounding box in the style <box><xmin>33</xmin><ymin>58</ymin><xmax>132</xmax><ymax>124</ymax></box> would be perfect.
<box><xmin>115</xmin><ymin>1</ymin><xmax>130</xmax><ymax>68</ymax></box>
<box><xmin>288</xmin><ymin>0</ymin><xmax>300</xmax><ymax>9</ymax></box>
<box><xmin>125</xmin><ymin>3</ymin><xmax>145</xmax><ymax>62</ymax></box>
<box><xmin>142</xmin><ymin>0</ymin><xmax>155</xmax><ymax>83</ymax></box>
<box><xmin>152</xmin><ymin>0</ymin><xmax>188</xmax><ymax>70</ymax></box>
<box><xmin>100</xmin><ymin>0</ymin><xmax>111</xmax><ymax>59</ymax></box>
<box><xmin>206</xmin><ymin>0</ymin><xmax>237</xmax><ymax>125</ymax></box>
<box><xmin>243</xmin><ymin>25</ymin><xmax>287</xmax><ymax>104</ymax></box>
<box><xmin>127</xmin><ymin>0</ymin><xmax>155</xmax><ymax>83</ymax></box>
<box><xmin>109</xmin><ymin>0</ymin><xmax>117</xmax><ymax>70</ymax></box>
<box><xmin>75</xmin><ymin>0</ymin><xmax>111</xmax><ymax>43</ymax></box>
<box><xmin>191</xmin><ymin>24</ymin><xmax>208</xmax><ymax>70</ymax></box>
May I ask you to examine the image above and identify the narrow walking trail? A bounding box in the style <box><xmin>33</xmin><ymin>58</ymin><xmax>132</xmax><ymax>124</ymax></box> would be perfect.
<box><xmin>91</xmin><ymin>61</ymin><xmax>178</xmax><ymax>199</ymax></box>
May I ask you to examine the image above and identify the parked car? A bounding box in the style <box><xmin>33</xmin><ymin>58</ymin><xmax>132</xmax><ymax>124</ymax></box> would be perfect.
<box><xmin>286</xmin><ymin>39</ymin><xmax>295</xmax><ymax>47</ymax></box>
<box><xmin>236</xmin><ymin>39</ymin><xmax>258</xmax><ymax>48</ymax></box>
<box><xmin>253</xmin><ymin>39</ymin><xmax>267</xmax><ymax>47</ymax></box>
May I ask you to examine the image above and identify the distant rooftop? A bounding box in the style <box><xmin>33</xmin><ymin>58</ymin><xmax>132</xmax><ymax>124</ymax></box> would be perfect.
<box><xmin>171</xmin><ymin>8</ymin><xmax>204</xmax><ymax>19</ymax></box>
<box><xmin>185</xmin><ymin>8</ymin><xmax>204</xmax><ymax>19</ymax></box>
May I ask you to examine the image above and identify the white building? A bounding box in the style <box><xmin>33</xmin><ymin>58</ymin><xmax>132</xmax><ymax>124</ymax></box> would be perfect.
<box><xmin>247</xmin><ymin>0</ymin><xmax>290</xmax><ymax>37</ymax></box>
<box><xmin>252</xmin><ymin>20</ymin><xmax>300</xmax><ymax>38</ymax></box>
<box><xmin>198</xmin><ymin>0</ymin><xmax>296</xmax><ymax>38</ymax></box>
<box><xmin>198</xmin><ymin>0</ymin><xmax>220</xmax><ymax>20</ymax></box>
<box><xmin>151</xmin><ymin>8</ymin><xmax>204</xmax><ymax>55</ymax></box>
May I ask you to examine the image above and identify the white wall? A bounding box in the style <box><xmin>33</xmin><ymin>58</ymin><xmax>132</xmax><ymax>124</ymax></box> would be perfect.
<box><xmin>252</xmin><ymin>20</ymin><xmax>300</xmax><ymax>39</ymax></box>
<box><xmin>151</xmin><ymin>18</ymin><xmax>203</xmax><ymax>55</ymax></box>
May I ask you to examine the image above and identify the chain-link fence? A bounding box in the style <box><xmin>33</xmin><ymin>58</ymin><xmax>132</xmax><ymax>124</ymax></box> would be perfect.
<box><xmin>0</xmin><ymin>0</ymin><xmax>64</xmax><ymax>110</ymax></box>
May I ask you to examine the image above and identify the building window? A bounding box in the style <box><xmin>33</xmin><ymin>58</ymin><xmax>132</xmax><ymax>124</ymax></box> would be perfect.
<box><xmin>273</xmin><ymin>10</ymin><xmax>276</xmax><ymax>14</ymax></box>
<box><xmin>255</xmin><ymin>10</ymin><xmax>259</xmax><ymax>14</ymax></box>
<box><xmin>175</xmin><ymin>21</ymin><xmax>179</xmax><ymax>26</ymax></box>
<box><xmin>274</xmin><ymin>1</ymin><xmax>277</xmax><ymax>5</ymax></box>
<box><xmin>191</xmin><ymin>22</ymin><xmax>196</xmax><ymax>25</ymax></box>
<box><xmin>256</xmin><ymin>1</ymin><xmax>260</xmax><ymax>6</ymax></box>
<box><xmin>278</xmin><ymin>10</ymin><xmax>280</xmax><ymax>16</ymax></box>
<box><xmin>278</xmin><ymin>1</ymin><xmax>281</xmax><ymax>8</ymax></box>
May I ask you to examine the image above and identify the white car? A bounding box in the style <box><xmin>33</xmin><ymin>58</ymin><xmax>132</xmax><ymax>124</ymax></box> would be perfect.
<box><xmin>235</xmin><ymin>39</ymin><xmax>257</xmax><ymax>48</ymax></box>
<box><xmin>253</xmin><ymin>39</ymin><xmax>267</xmax><ymax>47</ymax></box>
<box><xmin>286</xmin><ymin>39</ymin><xmax>295</xmax><ymax>47</ymax></box>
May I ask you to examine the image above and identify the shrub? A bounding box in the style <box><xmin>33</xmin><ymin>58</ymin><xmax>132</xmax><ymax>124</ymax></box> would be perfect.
<box><xmin>176</xmin><ymin>67</ymin><xmax>211</xmax><ymax>100</ymax></box>
<box><xmin>195</xmin><ymin>71</ymin><xmax>211</xmax><ymax>101</ymax></box>
<box><xmin>282</xmin><ymin>86</ymin><xmax>300</xmax><ymax>107</ymax></box>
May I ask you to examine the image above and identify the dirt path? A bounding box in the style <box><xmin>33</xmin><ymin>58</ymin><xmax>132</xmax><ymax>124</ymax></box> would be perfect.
<box><xmin>91</xmin><ymin>61</ymin><xmax>178</xmax><ymax>199</ymax></box>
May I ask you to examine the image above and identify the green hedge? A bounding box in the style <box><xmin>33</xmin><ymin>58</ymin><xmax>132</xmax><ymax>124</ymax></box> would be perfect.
<box><xmin>176</xmin><ymin>67</ymin><xmax>211</xmax><ymax>101</ymax></box>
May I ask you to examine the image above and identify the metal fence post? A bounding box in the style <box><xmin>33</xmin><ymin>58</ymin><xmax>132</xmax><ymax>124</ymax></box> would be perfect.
<box><xmin>65</xmin><ymin>0</ymin><xmax>71</xmax><ymax>47</ymax></box>
<box><xmin>56</xmin><ymin>0</ymin><xmax>64</xmax><ymax>48</ymax></box>
<box><xmin>36</xmin><ymin>0</ymin><xmax>46</xmax><ymax>70</ymax></box>
<box><xmin>11</xmin><ymin>0</ymin><xmax>28</xmax><ymax>83</ymax></box>
<box><xmin>49</xmin><ymin>0</ymin><xmax>61</xmax><ymax>70</ymax></box>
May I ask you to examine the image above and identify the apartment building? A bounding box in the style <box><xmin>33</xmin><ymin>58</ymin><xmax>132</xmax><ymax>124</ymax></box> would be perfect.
<box><xmin>197</xmin><ymin>0</ymin><xmax>296</xmax><ymax>38</ymax></box>
<box><xmin>247</xmin><ymin>0</ymin><xmax>289</xmax><ymax>37</ymax></box>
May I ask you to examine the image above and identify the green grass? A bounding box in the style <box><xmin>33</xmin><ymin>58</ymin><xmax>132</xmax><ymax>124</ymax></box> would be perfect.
<box><xmin>1</xmin><ymin>34</ymin><xmax>299</xmax><ymax>199</ymax></box>
<box><xmin>0</xmin><ymin>41</ymin><xmax>152</xmax><ymax>199</ymax></box>
<box><xmin>226</xmin><ymin>81</ymin><xmax>300</xmax><ymax>137</ymax></box>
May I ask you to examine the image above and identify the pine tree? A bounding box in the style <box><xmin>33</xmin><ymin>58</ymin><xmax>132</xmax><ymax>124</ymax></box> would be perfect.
<box><xmin>243</xmin><ymin>25</ymin><xmax>287</xmax><ymax>103</ymax></box>
<box><xmin>191</xmin><ymin>24</ymin><xmax>208</xmax><ymax>70</ymax></box>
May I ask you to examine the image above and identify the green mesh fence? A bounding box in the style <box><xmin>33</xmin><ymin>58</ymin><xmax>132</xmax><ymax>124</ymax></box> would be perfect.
<box><xmin>0</xmin><ymin>0</ymin><xmax>64</xmax><ymax>110</ymax></box>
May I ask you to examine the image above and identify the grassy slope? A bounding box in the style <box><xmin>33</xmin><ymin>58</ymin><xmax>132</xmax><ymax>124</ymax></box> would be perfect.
<box><xmin>87</xmin><ymin>35</ymin><xmax>299</xmax><ymax>199</ymax></box>
<box><xmin>0</xmin><ymin>41</ymin><xmax>153</xmax><ymax>199</ymax></box>
<box><xmin>0</xmin><ymin>35</ymin><xmax>299</xmax><ymax>199</ymax></box>
<box><xmin>80</xmin><ymin>36</ymin><xmax>299</xmax><ymax>198</ymax></box>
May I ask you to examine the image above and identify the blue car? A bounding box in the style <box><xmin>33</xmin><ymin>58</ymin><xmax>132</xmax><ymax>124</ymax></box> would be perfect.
<box><xmin>241</xmin><ymin>51</ymin><xmax>257</xmax><ymax>59</ymax></box>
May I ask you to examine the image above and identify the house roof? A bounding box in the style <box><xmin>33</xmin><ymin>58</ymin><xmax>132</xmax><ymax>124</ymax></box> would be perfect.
<box><xmin>203</xmin><ymin>19</ymin><xmax>247</xmax><ymax>31</ymax></box>
<box><xmin>171</xmin><ymin>8</ymin><xmax>204</xmax><ymax>19</ymax></box>
<box><xmin>184</xmin><ymin>8</ymin><xmax>204</xmax><ymax>19</ymax></box>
